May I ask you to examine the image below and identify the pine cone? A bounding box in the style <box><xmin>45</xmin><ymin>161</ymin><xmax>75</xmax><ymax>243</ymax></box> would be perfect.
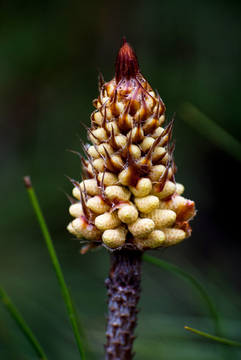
<box><xmin>67</xmin><ymin>39</ymin><xmax>196</xmax><ymax>252</ymax></box>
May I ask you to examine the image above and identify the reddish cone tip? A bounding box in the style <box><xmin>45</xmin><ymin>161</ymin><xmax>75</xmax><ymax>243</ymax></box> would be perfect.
<box><xmin>115</xmin><ymin>39</ymin><xmax>140</xmax><ymax>83</ymax></box>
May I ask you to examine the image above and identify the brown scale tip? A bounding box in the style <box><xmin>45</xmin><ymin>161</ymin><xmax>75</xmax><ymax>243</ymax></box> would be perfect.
<box><xmin>115</xmin><ymin>38</ymin><xmax>140</xmax><ymax>83</ymax></box>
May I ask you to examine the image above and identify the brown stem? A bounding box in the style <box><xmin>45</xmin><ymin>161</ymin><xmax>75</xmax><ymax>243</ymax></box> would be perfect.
<box><xmin>104</xmin><ymin>249</ymin><xmax>142</xmax><ymax>360</ymax></box>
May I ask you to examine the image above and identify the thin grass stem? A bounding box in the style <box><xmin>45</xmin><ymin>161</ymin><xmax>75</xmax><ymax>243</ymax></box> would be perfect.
<box><xmin>179</xmin><ymin>102</ymin><xmax>241</xmax><ymax>163</ymax></box>
<box><xmin>185</xmin><ymin>326</ymin><xmax>241</xmax><ymax>347</ymax></box>
<box><xmin>0</xmin><ymin>283</ymin><xmax>48</xmax><ymax>360</ymax></box>
<box><xmin>23</xmin><ymin>176</ymin><xmax>86</xmax><ymax>360</ymax></box>
<box><xmin>143</xmin><ymin>254</ymin><xmax>223</xmax><ymax>336</ymax></box>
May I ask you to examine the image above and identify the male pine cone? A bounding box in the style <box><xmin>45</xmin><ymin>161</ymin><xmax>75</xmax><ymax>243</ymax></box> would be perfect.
<box><xmin>67</xmin><ymin>40</ymin><xmax>196</xmax><ymax>252</ymax></box>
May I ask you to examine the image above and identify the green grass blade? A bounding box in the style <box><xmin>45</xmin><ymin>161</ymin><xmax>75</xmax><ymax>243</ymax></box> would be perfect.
<box><xmin>143</xmin><ymin>254</ymin><xmax>223</xmax><ymax>336</ymax></box>
<box><xmin>185</xmin><ymin>326</ymin><xmax>241</xmax><ymax>348</ymax></box>
<box><xmin>179</xmin><ymin>102</ymin><xmax>241</xmax><ymax>163</ymax></box>
<box><xmin>0</xmin><ymin>283</ymin><xmax>48</xmax><ymax>360</ymax></box>
<box><xmin>23</xmin><ymin>176</ymin><xmax>86</xmax><ymax>360</ymax></box>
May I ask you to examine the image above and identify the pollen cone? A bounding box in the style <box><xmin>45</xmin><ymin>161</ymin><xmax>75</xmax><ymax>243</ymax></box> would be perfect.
<box><xmin>67</xmin><ymin>40</ymin><xmax>196</xmax><ymax>251</ymax></box>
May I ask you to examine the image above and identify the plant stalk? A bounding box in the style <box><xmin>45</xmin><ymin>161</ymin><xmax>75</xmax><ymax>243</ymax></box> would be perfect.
<box><xmin>104</xmin><ymin>249</ymin><xmax>142</xmax><ymax>360</ymax></box>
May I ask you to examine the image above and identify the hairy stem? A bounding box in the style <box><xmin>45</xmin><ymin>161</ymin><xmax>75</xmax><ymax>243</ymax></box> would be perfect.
<box><xmin>104</xmin><ymin>249</ymin><xmax>142</xmax><ymax>360</ymax></box>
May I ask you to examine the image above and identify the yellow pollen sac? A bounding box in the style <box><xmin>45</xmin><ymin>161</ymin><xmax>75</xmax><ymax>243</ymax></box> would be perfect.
<box><xmin>114</xmin><ymin>134</ymin><xmax>127</xmax><ymax>148</ymax></box>
<box><xmin>109</xmin><ymin>155</ymin><xmax>125</xmax><ymax>171</ymax></box>
<box><xmin>95</xmin><ymin>211</ymin><xmax>121</xmax><ymax>231</ymax></box>
<box><xmin>142</xmin><ymin>209</ymin><xmax>176</xmax><ymax>228</ymax></box>
<box><xmin>105</xmin><ymin>108</ymin><xmax>113</xmax><ymax>120</ymax></box>
<box><xmin>72</xmin><ymin>186</ymin><xmax>81</xmax><ymax>200</ymax></box>
<box><xmin>129</xmin><ymin>178</ymin><xmax>152</xmax><ymax>197</ymax></box>
<box><xmin>98</xmin><ymin>144</ymin><xmax>115</xmax><ymax>156</ymax></box>
<box><xmin>128</xmin><ymin>218</ymin><xmax>155</xmax><ymax>238</ymax></box>
<box><xmin>102</xmin><ymin>225</ymin><xmax>128</xmax><ymax>248</ymax></box>
<box><xmin>129</xmin><ymin>144</ymin><xmax>141</xmax><ymax>159</ymax></box>
<box><xmin>88</xmin><ymin>145</ymin><xmax>100</xmax><ymax>158</ymax></box>
<box><xmin>97</xmin><ymin>172</ymin><xmax>118</xmax><ymax>186</ymax></box>
<box><xmin>101</xmin><ymin>96</ymin><xmax>109</xmax><ymax>104</ymax></box>
<box><xmin>159</xmin><ymin>115</ymin><xmax>165</xmax><ymax>126</ymax></box>
<box><xmin>133</xmin><ymin>195</ymin><xmax>159</xmax><ymax>213</ymax></box>
<box><xmin>106</xmin><ymin>122</ymin><xmax>120</xmax><ymax>135</ymax></box>
<box><xmin>89</xmin><ymin>128</ymin><xmax>108</xmax><ymax>144</ymax></box>
<box><xmin>86</xmin><ymin>196</ymin><xmax>110</xmax><ymax>214</ymax></box>
<box><xmin>92</xmin><ymin>111</ymin><xmax>103</xmax><ymax>125</ymax></box>
<box><xmin>148</xmin><ymin>165</ymin><xmax>166</xmax><ymax>182</ymax></box>
<box><xmin>118</xmin><ymin>204</ymin><xmax>138</xmax><ymax>224</ymax></box>
<box><xmin>105</xmin><ymin>185</ymin><xmax>131</xmax><ymax>202</ymax></box>
<box><xmin>80</xmin><ymin>179</ymin><xmax>100</xmax><ymax>196</ymax></box>
<box><xmin>151</xmin><ymin>181</ymin><xmax>176</xmax><ymax>200</ymax></box>
<box><xmin>133</xmin><ymin>230</ymin><xmax>165</xmax><ymax>249</ymax></box>
<box><xmin>152</xmin><ymin>146</ymin><xmax>166</xmax><ymax>162</ymax></box>
<box><xmin>93</xmin><ymin>158</ymin><xmax>105</xmax><ymax>172</ymax></box>
<box><xmin>67</xmin><ymin>222</ymin><xmax>78</xmax><ymax>236</ymax></box>
<box><xmin>151</xmin><ymin>126</ymin><xmax>164</xmax><ymax>139</ymax></box>
<box><xmin>118</xmin><ymin>167</ymin><xmax>136</xmax><ymax>186</ymax></box>
<box><xmin>162</xmin><ymin>228</ymin><xmax>186</xmax><ymax>246</ymax></box>
<box><xmin>127</xmin><ymin>126</ymin><xmax>144</xmax><ymax>143</ymax></box>
<box><xmin>139</xmin><ymin>137</ymin><xmax>155</xmax><ymax>152</ymax></box>
<box><xmin>71</xmin><ymin>217</ymin><xmax>102</xmax><ymax>240</ymax></box>
<box><xmin>176</xmin><ymin>183</ymin><xmax>185</xmax><ymax>195</ymax></box>
<box><xmin>69</xmin><ymin>203</ymin><xmax>83</xmax><ymax>217</ymax></box>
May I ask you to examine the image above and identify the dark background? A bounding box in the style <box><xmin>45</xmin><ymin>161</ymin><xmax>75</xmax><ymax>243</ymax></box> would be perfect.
<box><xmin>0</xmin><ymin>1</ymin><xmax>241</xmax><ymax>359</ymax></box>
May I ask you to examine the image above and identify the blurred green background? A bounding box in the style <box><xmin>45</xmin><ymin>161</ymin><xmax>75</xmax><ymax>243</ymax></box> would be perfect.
<box><xmin>0</xmin><ymin>0</ymin><xmax>241</xmax><ymax>359</ymax></box>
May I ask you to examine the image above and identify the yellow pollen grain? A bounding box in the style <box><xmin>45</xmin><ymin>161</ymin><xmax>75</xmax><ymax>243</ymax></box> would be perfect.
<box><xmin>118</xmin><ymin>204</ymin><xmax>138</xmax><ymax>224</ymax></box>
<box><xmin>69</xmin><ymin>203</ymin><xmax>83</xmax><ymax>217</ymax></box>
<box><xmin>139</xmin><ymin>137</ymin><xmax>155</xmax><ymax>152</ymax></box>
<box><xmin>148</xmin><ymin>165</ymin><xmax>166</xmax><ymax>182</ymax></box>
<box><xmin>115</xmin><ymin>134</ymin><xmax>127</xmax><ymax>148</ymax></box>
<box><xmin>67</xmin><ymin>222</ymin><xmax>78</xmax><ymax>236</ymax></box>
<box><xmin>89</xmin><ymin>128</ymin><xmax>108</xmax><ymax>144</ymax></box>
<box><xmin>151</xmin><ymin>181</ymin><xmax>176</xmax><ymax>200</ymax></box>
<box><xmin>116</xmin><ymin>101</ymin><xmax>125</xmax><ymax>114</ymax></box>
<box><xmin>86</xmin><ymin>196</ymin><xmax>110</xmax><ymax>214</ymax></box>
<box><xmin>80</xmin><ymin>179</ymin><xmax>100</xmax><ymax>196</ymax></box>
<box><xmin>151</xmin><ymin>126</ymin><xmax>164</xmax><ymax>139</ymax></box>
<box><xmin>106</xmin><ymin>108</ymin><xmax>113</xmax><ymax>120</ymax></box>
<box><xmin>101</xmin><ymin>96</ymin><xmax>109</xmax><ymax>104</ymax></box>
<box><xmin>93</xmin><ymin>111</ymin><xmax>103</xmax><ymax>125</ymax></box>
<box><xmin>88</xmin><ymin>146</ymin><xmax>100</xmax><ymax>158</ymax></box>
<box><xmin>109</xmin><ymin>155</ymin><xmax>125</xmax><ymax>171</ymax></box>
<box><xmin>152</xmin><ymin>146</ymin><xmax>166</xmax><ymax>162</ymax></box>
<box><xmin>72</xmin><ymin>186</ymin><xmax>81</xmax><ymax>200</ymax></box>
<box><xmin>134</xmin><ymin>195</ymin><xmax>159</xmax><ymax>213</ymax></box>
<box><xmin>98</xmin><ymin>143</ymin><xmax>115</xmax><ymax>156</ymax></box>
<box><xmin>176</xmin><ymin>183</ymin><xmax>185</xmax><ymax>195</ymax></box>
<box><xmin>129</xmin><ymin>178</ymin><xmax>152</xmax><ymax>197</ymax></box>
<box><xmin>162</xmin><ymin>228</ymin><xmax>186</xmax><ymax>246</ymax></box>
<box><xmin>127</xmin><ymin>126</ymin><xmax>144</xmax><ymax>143</ymax></box>
<box><xmin>142</xmin><ymin>209</ymin><xmax>176</xmax><ymax>228</ymax></box>
<box><xmin>159</xmin><ymin>115</ymin><xmax>165</xmax><ymax>126</ymax></box>
<box><xmin>95</xmin><ymin>211</ymin><xmax>121</xmax><ymax>231</ymax></box>
<box><xmin>97</xmin><ymin>172</ymin><xmax>118</xmax><ymax>186</ymax></box>
<box><xmin>133</xmin><ymin>230</ymin><xmax>165</xmax><ymax>249</ymax></box>
<box><xmin>105</xmin><ymin>185</ymin><xmax>131</xmax><ymax>202</ymax></box>
<box><xmin>118</xmin><ymin>167</ymin><xmax>133</xmax><ymax>186</ymax></box>
<box><xmin>128</xmin><ymin>218</ymin><xmax>155</xmax><ymax>238</ymax></box>
<box><xmin>102</xmin><ymin>225</ymin><xmax>128</xmax><ymax>248</ymax></box>
<box><xmin>93</xmin><ymin>158</ymin><xmax>105</xmax><ymax>172</ymax></box>
<box><xmin>71</xmin><ymin>217</ymin><xmax>102</xmax><ymax>240</ymax></box>
<box><xmin>106</xmin><ymin>122</ymin><xmax>120</xmax><ymax>135</ymax></box>
<box><xmin>129</xmin><ymin>144</ymin><xmax>141</xmax><ymax>159</ymax></box>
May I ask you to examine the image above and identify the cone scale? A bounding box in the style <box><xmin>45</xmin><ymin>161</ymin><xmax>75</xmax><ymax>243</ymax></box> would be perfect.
<box><xmin>67</xmin><ymin>39</ymin><xmax>196</xmax><ymax>359</ymax></box>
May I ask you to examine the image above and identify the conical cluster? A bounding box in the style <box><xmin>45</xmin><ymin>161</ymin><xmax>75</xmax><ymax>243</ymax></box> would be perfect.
<box><xmin>67</xmin><ymin>40</ymin><xmax>196</xmax><ymax>252</ymax></box>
